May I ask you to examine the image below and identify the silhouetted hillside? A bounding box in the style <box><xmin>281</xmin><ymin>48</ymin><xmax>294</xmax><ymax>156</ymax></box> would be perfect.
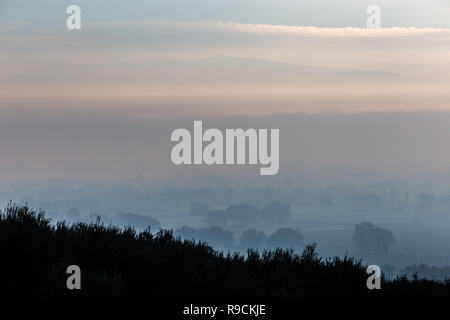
<box><xmin>1</xmin><ymin>203</ymin><xmax>449</xmax><ymax>300</ymax></box>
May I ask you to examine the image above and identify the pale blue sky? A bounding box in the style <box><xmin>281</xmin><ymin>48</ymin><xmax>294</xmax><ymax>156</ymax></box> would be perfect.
<box><xmin>1</xmin><ymin>0</ymin><xmax>449</xmax><ymax>28</ymax></box>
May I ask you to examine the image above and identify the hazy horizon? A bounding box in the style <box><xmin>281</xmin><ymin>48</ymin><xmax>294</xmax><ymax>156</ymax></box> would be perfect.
<box><xmin>1</xmin><ymin>1</ymin><xmax>450</xmax><ymax>185</ymax></box>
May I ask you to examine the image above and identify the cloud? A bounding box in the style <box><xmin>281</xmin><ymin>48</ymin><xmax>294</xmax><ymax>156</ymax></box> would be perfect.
<box><xmin>1</xmin><ymin>19</ymin><xmax>449</xmax><ymax>117</ymax></box>
<box><xmin>203</xmin><ymin>21</ymin><xmax>450</xmax><ymax>37</ymax></box>
<box><xmin>87</xmin><ymin>19</ymin><xmax>450</xmax><ymax>38</ymax></box>
<box><xmin>0</xmin><ymin>14</ymin><xmax>450</xmax><ymax>183</ymax></box>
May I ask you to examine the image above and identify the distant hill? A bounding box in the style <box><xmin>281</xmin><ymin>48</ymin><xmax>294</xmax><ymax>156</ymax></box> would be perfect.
<box><xmin>47</xmin><ymin>56</ymin><xmax>408</xmax><ymax>85</ymax></box>
<box><xmin>146</xmin><ymin>56</ymin><xmax>407</xmax><ymax>84</ymax></box>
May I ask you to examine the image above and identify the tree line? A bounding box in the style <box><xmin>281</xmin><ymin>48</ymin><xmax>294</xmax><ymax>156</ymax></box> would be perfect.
<box><xmin>1</xmin><ymin>203</ymin><xmax>449</xmax><ymax>300</ymax></box>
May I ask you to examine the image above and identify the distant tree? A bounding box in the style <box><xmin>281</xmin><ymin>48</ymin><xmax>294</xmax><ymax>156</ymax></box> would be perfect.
<box><xmin>267</xmin><ymin>228</ymin><xmax>304</xmax><ymax>250</ymax></box>
<box><xmin>189</xmin><ymin>202</ymin><xmax>210</xmax><ymax>217</ymax></box>
<box><xmin>260</xmin><ymin>202</ymin><xmax>291</xmax><ymax>225</ymax></box>
<box><xmin>352</xmin><ymin>222</ymin><xmax>395</xmax><ymax>255</ymax></box>
<box><xmin>226</xmin><ymin>204</ymin><xmax>259</xmax><ymax>228</ymax></box>
<box><xmin>239</xmin><ymin>229</ymin><xmax>267</xmax><ymax>249</ymax></box>
<box><xmin>197</xmin><ymin>226</ymin><xmax>233</xmax><ymax>249</ymax></box>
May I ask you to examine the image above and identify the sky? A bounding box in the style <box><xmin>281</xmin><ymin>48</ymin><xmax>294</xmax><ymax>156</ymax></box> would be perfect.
<box><xmin>0</xmin><ymin>1</ymin><xmax>450</xmax><ymax>185</ymax></box>
<box><xmin>1</xmin><ymin>0</ymin><xmax>450</xmax><ymax>27</ymax></box>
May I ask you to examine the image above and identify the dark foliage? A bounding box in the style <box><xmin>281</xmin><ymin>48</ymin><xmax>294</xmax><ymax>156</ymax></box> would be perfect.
<box><xmin>1</xmin><ymin>204</ymin><xmax>450</xmax><ymax>300</ymax></box>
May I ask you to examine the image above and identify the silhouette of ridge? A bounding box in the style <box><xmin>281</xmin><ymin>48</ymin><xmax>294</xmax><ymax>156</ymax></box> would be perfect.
<box><xmin>1</xmin><ymin>203</ymin><xmax>449</xmax><ymax>300</ymax></box>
